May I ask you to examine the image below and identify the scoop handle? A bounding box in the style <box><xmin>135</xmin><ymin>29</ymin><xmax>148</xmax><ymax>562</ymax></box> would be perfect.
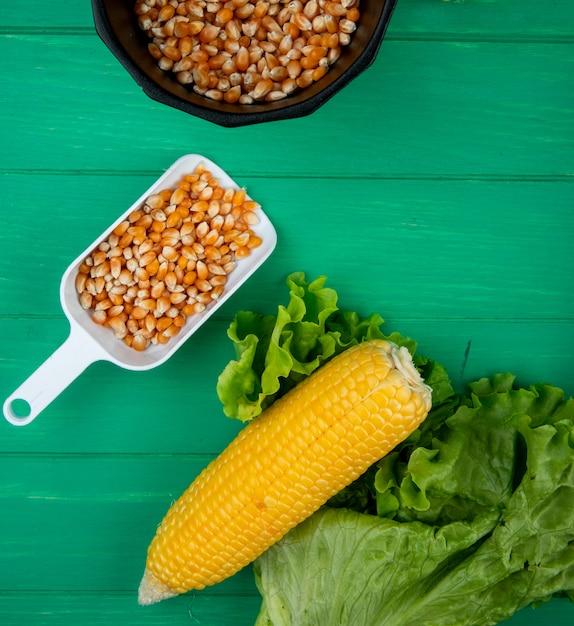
<box><xmin>3</xmin><ymin>326</ymin><xmax>105</xmax><ymax>426</ymax></box>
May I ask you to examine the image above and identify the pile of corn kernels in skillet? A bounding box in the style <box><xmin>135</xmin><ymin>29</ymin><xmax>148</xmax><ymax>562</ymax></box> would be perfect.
<box><xmin>75</xmin><ymin>163</ymin><xmax>262</xmax><ymax>351</ymax></box>
<box><xmin>134</xmin><ymin>0</ymin><xmax>361</xmax><ymax>104</ymax></box>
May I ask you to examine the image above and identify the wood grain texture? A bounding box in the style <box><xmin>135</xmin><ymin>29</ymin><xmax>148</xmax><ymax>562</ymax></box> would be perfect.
<box><xmin>0</xmin><ymin>176</ymin><xmax>572</xmax><ymax>320</ymax></box>
<box><xmin>0</xmin><ymin>0</ymin><xmax>572</xmax><ymax>623</ymax></box>
<box><xmin>1</xmin><ymin>37</ymin><xmax>572</xmax><ymax>177</ymax></box>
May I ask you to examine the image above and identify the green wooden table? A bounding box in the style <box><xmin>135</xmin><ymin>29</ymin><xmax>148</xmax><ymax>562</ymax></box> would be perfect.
<box><xmin>1</xmin><ymin>0</ymin><xmax>573</xmax><ymax>623</ymax></box>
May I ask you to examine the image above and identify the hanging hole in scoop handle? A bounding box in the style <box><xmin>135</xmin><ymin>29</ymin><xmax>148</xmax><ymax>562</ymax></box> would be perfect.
<box><xmin>3</xmin><ymin>326</ymin><xmax>105</xmax><ymax>426</ymax></box>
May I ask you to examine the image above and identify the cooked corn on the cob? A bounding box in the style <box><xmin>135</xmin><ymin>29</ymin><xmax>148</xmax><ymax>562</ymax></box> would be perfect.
<box><xmin>138</xmin><ymin>339</ymin><xmax>432</xmax><ymax>605</ymax></box>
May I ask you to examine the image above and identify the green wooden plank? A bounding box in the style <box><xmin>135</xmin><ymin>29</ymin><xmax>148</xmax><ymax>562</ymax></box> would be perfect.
<box><xmin>1</xmin><ymin>37</ymin><xmax>572</xmax><ymax>177</ymax></box>
<box><xmin>0</xmin><ymin>497</ymin><xmax>156</xmax><ymax>592</ymax></box>
<box><xmin>0</xmin><ymin>176</ymin><xmax>572</xmax><ymax>320</ymax></box>
<box><xmin>0</xmin><ymin>591</ymin><xmax>570</xmax><ymax>626</ymax></box>
<box><xmin>0</xmin><ymin>592</ymin><xmax>260</xmax><ymax>626</ymax></box>
<box><xmin>1</xmin><ymin>457</ymin><xmax>573</xmax><ymax>620</ymax></box>
<box><xmin>0</xmin><ymin>496</ymin><xmax>257</xmax><ymax>594</ymax></box>
<box><xmin>0</xmin><ymin>319</ymin><xmax>246</xmax><ymax>454</ymax></box>
<box><xmin>1</xmin><ymin>497</ymin><xmax>572</xmax><ymax>622</ymax></box>
<box><xmin>0</xmin><ymin>592</ymin><xmax>571</xmax><ymax>626</ymax></box>
<box><xmin>0</xmin><ymin>2</ymin><xmax>91</xmax><ymax>29</ymax></box>
<box><xmin>2</xmin><ymin>0</ymin><xmax>573</xmax><ymax>39</ymax></box>
<box><xmin>0</xmin><ymin>454</ymin><xmax>215</xmax><ymax>501</ymax></box>
<box><xmin>0</xmin><ymin>453</ymin><xmax>256</xmax><ymax>593</ymax></box>
<box><xmin>1</xmin><ymin>316</ymin><xmax>573</xmax><ymax>454</ymax></box>
<box><xmin>390</xmin><ymin>0</ymin><xmax>574</xmax><ymax>41</ymax></box>
<box><xmin>390</xmin><ymin>318</ymin><xmax>574</xmax><ymax>397</ymax></box>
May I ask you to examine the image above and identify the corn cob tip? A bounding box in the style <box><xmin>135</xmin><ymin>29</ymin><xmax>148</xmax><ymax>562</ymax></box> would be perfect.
<box><xmin>138</xmin><ymin>568</ymin><xmax>178</xmax><ymax>606</ymax></box>
<box><xmin>390</xmin><ymin>344</ymin><xmax>432</xmax><ymax>407</ymax></box>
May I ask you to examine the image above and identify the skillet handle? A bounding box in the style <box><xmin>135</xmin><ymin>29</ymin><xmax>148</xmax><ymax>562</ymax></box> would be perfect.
<box><xmin>3</xmin><ymin>326</ymin><xmax>104</xmax><ymax>426</ymax></box>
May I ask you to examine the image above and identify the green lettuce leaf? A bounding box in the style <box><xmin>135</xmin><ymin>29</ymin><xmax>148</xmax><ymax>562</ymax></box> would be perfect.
<box><xmin>216</xmin><ymin>272</ymin><xmax>452</xmax><ymax>421</ymax></box>
<box><xmin>254</xmin><ymin>507</ymin><xmax>500</xmax><ymax>626</ymax></box>
<box><xmin>374</xmin><ymin>375</ymin><xmax>574</xmax><ymax>526</ymax></box>
<box><xmin>254</xmin><ymin>377</ymin><xmax>574</xmax><ymax>625</ymax></box>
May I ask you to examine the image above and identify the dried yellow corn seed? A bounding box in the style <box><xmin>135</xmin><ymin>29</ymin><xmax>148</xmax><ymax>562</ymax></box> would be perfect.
<box><xmin>77</xmin><ymin>163</ymin><xmax>262</xmax><ymax>350</ymax></box>
<box><xmin>138</xmin><ymin>340</ymin><xmax>432</xmax><ymax>604</ymax></box>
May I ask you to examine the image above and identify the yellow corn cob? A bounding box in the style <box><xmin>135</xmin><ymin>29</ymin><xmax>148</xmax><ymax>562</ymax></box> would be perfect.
<box><xmin>138</xmin><ymin>339</ymin><xmax>432</xmax><ymax>605</ymax></box>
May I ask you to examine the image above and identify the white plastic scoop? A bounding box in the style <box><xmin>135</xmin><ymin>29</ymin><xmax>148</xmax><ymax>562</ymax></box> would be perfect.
<box><xmin>3</xmin><ymin>154</ymin><xmax>277</xmax><ymax>426</ymax></box>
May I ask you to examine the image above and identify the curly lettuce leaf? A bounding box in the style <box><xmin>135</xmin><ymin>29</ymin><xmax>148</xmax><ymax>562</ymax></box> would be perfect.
<box><xmin>254</xmin><ymin>378</ymin><xmax>574</xmax><ymax>625</ymax></box>
<box><xmin>216</xmin><ymin>272</ymin><xmax>452</xmax><ymax>421</ymax></box>
<box><xmin>375</xmin><ymin>376</ymin><xmax>574</xmax><ymax>526</ymax></box>
<box><xmin>216</xmin><ymin>272</ymin><xmax>341</xmax><ymax>421</ymax></box>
